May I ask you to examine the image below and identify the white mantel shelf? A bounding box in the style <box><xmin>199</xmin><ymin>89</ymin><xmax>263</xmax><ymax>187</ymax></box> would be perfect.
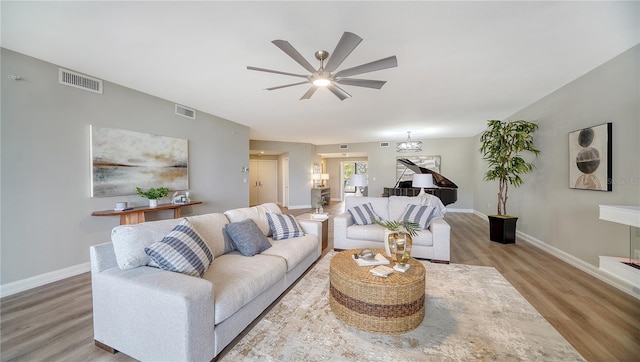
<box><xmin>598</xmin><ymin>205</ymin><xmax>640</xmax><ymax>296</ymax></box>
<box><xmin>599</xmin><ymin>205</ymin><xmax>640</xmax><ymax>228</ymax></box>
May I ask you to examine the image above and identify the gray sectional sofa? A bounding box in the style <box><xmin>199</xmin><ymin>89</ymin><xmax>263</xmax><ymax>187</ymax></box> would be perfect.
<box><xmin>90</xmin><ymin>203</ymin><xmax>322</xmax><ymax>361</ymax></box>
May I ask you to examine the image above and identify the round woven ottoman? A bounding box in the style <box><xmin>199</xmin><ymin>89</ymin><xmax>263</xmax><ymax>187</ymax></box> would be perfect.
<box><xmin>329</xmin><ymin>249</ymin><xmax>426</xmax><ymax>334</ymax></box>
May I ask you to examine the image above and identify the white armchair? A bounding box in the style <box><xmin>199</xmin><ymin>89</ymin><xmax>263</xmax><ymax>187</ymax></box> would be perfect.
<box><xmin>333</xmin><ymin>196</ymin><xmax>450</xmax><ymax>263</ymax></box>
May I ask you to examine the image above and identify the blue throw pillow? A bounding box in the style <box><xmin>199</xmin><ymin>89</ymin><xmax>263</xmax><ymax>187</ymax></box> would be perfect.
<box><xmin>266</xmin><ymin>213</ymin><xmax>304</xmax><ymax>240</ymax></box>
<box><xmin>145</xmin><ymin>218</ymin><xmax>213</xmax><ymax>277</ymax></box>
<box><xmin>347</xmin><ymin>203</ymin><xmax>380</xmax><ymax>225</ymax></box>
<box><xmin>400</xmin><ymin>204</ymin><xmax>436</xmax><ymax>229</ymax></box>
<box><xmin>225</xmin><ymin>218</ymin><xmax>272</xmax><ymax>256</ymax></box>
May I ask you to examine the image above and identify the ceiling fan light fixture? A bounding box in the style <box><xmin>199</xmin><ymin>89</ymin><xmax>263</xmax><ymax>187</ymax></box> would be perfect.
<box><xmin>396</xmin><ymin>131</ymin><xmax>423</xmax><ymax>152</ymax></box>
<box><xmin>312</xmin><ymin>77</ymin><xmax>331</xmax><ymax>87</ymax></box>
<box><xmin>247</xmin><ymin>32</ymin><xmax>397</xmax><ymax>100</ymax></box>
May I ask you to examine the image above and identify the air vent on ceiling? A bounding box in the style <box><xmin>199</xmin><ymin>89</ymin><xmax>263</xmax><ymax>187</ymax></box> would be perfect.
<box><xmin>175</xmin><ymin>104</ymin><xmax>196</xmax><ymax>119</ymax></box>
<box><xmin>339</xmin><ymin>144</ymin><xmax>348</xmax><ymax>150</ymax></box>
<box><xmin>59</xmin><ymin>68</ymin><xmax>102</xmax><ymax>94</ymax></box>
<box><xmin>380</xmin><ymin>141</ymin><xmax>390</xmax><ymax>148</ymax></box>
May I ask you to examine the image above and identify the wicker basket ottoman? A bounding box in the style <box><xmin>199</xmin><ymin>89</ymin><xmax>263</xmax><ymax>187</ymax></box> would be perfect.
<box><xmin>329</xmin><ymin>249</ymin><xmax>425</xmax><ymax>334</ymax></box>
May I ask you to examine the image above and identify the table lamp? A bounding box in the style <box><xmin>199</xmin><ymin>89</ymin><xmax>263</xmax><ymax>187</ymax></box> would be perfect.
<box><xmin>350</xmin><ymin>174</ymin><xmax>367</xmax><ymax>197</ymax></box>
<box><xmin>412</xmin><ymin>174</ymin><xmax>434</xmax><ymax>197</ymax></box>
<box><xmin>320</xmin><ymin>173</ymin><xmax>329</xmax><ymax>187</ymax></box>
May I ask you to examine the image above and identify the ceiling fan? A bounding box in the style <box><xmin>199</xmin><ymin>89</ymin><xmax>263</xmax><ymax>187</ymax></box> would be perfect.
<box><xmin>247</xmin><ymin>32</ymin><xmax>398</xmax><ymax>101</ymax></box>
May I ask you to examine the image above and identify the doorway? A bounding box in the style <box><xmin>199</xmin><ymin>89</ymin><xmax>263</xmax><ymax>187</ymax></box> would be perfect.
<box><xmin>282</xmin><ymin>157</ymin><xmax>289</xmax><ymax>207</ymax></box>
<box><xmin>249</xmin><ymin>159</ymin><xmax>278</xmax><ymax>206</ymax></box>
<box><xmin>340</xmin><ymin>161</ymin><xmax>368</xmax><ymax>200</ymax></box>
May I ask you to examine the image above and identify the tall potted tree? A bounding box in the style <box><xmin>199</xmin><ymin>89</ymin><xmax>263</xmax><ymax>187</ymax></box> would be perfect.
<box><xmin>480</xmin><ymin>119</ymin><xmax>540</xmax><ymax>243</ymax></box>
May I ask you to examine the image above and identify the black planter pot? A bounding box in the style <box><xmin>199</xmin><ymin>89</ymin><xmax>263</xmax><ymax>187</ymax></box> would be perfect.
<box><xmin>488</xmin><ymin>215</ymin><xmax>518</xmax><ymax>244</ymax></box>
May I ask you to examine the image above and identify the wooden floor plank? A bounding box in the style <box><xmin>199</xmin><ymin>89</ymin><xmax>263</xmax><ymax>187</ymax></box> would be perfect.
<box><xmin>1</xmin><ymin>203</ymin><xmax>638</xmax><ymax>361</ymax></box>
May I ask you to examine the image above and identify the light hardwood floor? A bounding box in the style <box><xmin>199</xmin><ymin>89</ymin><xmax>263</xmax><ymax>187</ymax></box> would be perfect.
<box><xmin>1</xmin><ymin>202</ymin><xmax>639</xmax><ymax>361</ymax></box>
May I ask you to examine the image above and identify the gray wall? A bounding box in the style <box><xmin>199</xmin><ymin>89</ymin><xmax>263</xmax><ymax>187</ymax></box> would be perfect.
<box><xmin>1</xmin><ymin>49</ymin><xmax>250</xmax><ymax>285</ymax></box>
<box><xmin>317</xmin><ymin>138</ymin><xmax>476</xmax><ymax>211</ymax></box>
<box><xmin>473</xmin><ymin>45</ymin><xmax>640</xmax><ymax>267</ymax></box>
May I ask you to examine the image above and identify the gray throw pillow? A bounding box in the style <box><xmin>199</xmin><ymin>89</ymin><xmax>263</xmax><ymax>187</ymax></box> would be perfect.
<box><xmin>225</xmin><ymin>218</ymin><xmax>272</xmax><ymax>256</ymax></box>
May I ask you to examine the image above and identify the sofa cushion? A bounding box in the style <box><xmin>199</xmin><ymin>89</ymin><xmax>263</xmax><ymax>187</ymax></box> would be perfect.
<box><xmin>345</xmin><ymin>196</ymin><xmax>390</xmax><ymax>220</ymax></box>
<box><xmin>266</xmin><ymin>213</ymin><xmax>304</xmax><ymax>240</ymax></box>
<box><xmin>261</xmin><ymin>234</ymin><xmax>318</xmax><ymax>272</ymax></box>
<box><xmin>144</xmin><ymin>219</ymin><xmax>214</xmax><ymax>277</ymax></box>
<box><xmin>411</xmin><ymin>229</ymin><xmax>434</xmax><ymax>247</ymax></box>
<box><xmin>347</xmin><ymin>203</ymin><xmax>381</xmax><ymax>225</ymax></box>
<box><xmin>203</xmin><ymin>252</ymin><xmax>287</xmax><ymax>324</ymax></box>
<box><xmin>420</xmin><ymin>194</ymin><xmax>448</xmax><ymax>219</ymax></box>
<box><xmin>225</xmin><ymin>219</ymin><xmax>272</xmax><ymax>256</ymax></box>
<box><xmin>224</xmin><ymin>203</ymin><xmax>281</xmax><ymax>236</ymax></box>
<box><xmin>400</xmin><ymin>204</ymin><xmax>437</xmax><ymax>229</ymax></box>
<box><xmin>111</xmin><ymin>218</ymin><xmax>182</xmax><ymax>270</ymax></box>
<box><xmin>186</xmin><ymin>213</ymin><xmax>232</xmax><ymax>258</ymax></box>
<box><xmin>346</xmin><ymin>224</ymin><xmax>387</xmax><ymax>241</ymax></box>
<box><xmin>388</xmin><ymin>196</ymin><xmax>423</xmax><ymax>221</ymax></box>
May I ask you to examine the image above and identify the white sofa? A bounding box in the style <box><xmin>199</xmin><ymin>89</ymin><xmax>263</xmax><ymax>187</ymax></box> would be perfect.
<box><xmin>90</xmin><ymin>203</ymin><xmax>322</xmax><ymax>361</ymax></box>
<box><xmin>333</xmin><ymin>195</ymin><xmax>451</xmax><ymax>263</ymax></box>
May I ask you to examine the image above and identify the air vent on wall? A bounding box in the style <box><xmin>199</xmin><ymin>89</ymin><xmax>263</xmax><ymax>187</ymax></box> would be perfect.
<box><xmin>59</xmin><ymin>68</ymin><xmax>102</xmax><ymax>94</ymax></box>
<box><xmin>339</xmin><ymin>144</ymin><xmax>348</xmax><ymax>150</ymax></box>
<box><xmin>380</xmin><ymin>141</ymin><xmax>390</xmax><ymax>148</ymax></box>
<box><xmin>175</xmin><ymin>104</ymin><xmax>196</xmax><ymax>119</ymax></box>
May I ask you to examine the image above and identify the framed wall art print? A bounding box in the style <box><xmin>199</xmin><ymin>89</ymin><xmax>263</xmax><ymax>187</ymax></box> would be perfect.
<box><xmin>91</xmin><ymin>126</ymin><xmax>189</xmax><ymax>197</ymax></box>
<box><xmin>568</xmin><ymin>122</ymin><xmax>612</xmax><ymax>191</ymax></box>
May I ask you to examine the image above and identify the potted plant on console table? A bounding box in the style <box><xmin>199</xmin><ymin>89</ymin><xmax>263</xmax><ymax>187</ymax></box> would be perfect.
<box><xmin>136</xmin><ymin>187</ymin><xmax>169</xmax><ymax>208</ymax></box>
<box><xmin>480</xmin><ymin>119</ymin><xmax>539</xmax><ymax>244</ymax></box>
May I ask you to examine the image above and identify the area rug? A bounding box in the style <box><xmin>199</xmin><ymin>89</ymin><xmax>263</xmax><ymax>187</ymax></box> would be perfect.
<box><xmin>221</xmin><ymin>252</ymin><xmax>584</xmax><ymax>361</ymax></box>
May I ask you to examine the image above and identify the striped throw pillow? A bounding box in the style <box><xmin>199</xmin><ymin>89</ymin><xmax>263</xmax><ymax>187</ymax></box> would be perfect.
<box><xmin>145</xmin><ymin>218</ymin><xmax>213</xmax><ymax>277</ymax></box>
<box><xmin>400</xmin><ymin>204</ymin><xmax>436</xmax><ymax>229</ymax></box>
<box><xmin>266</xmin><ymin>213</ymin><xmax>304</xmax><ymax>240</ymax></box>
<box><xmin>347</xmin><ymin>203</ymin><xmax>380</xmax><ymax>225</ymax></box>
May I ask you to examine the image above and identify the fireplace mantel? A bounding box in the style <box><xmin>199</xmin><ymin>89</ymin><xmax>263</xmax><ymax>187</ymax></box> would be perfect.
<box><xmin>599</xmin><ymin>205</ymin><xmax>640</xmax><ymax>227</ymax></box>
<box><xmin>598</xmin><ymin>205</ymin><xmax>640</xmax><ymax>298</ymax></box>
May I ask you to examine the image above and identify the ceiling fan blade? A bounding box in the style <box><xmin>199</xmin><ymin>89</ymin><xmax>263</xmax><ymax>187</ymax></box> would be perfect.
<box><xmin>247</xmin><ymin>66</ymin><xmax>309</xmax><ymax>79</ymax></box>
<box><xmin>272</xmin><ymin>39</ymin><xmax>317</xmax><ymax>73</ymax></box>
<box><xmin>327</xmin><ymin>84</ymin><xmax>352</xmax><ymax>101</ymax></box>
<box><xmin>300</xmin><ymin>86</ymin><xmax>317</xmax><ymax>100</ymax></box>
<box><xmin>324</xmin><ymin>32</ymin><xmax>362</xmax><ymax>73</ymax></box>
<box><xmin>335</xmin><ymin>78</ymin><xmax>387</xmax><ymax>89</ymax></box>
<box><xmin>265</xmin><ymin>81</ymin><xmax>309</xmax><ymax>91</ymax></box>
<box><xmin>334</xmin><ymin>56</ymin><xmax>398</xmax><ymax>78</ymax></box>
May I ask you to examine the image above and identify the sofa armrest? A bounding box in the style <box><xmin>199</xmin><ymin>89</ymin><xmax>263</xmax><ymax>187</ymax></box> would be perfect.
<box><xmin>90</xmin><ymin>242</ymin><xmax>118</xmax><ymax>273</ymax></box>
<box><xmin>298</xmin><ymin>219</ymin><xmax>321</xmax><ymax>237</ymax></box>
<box><xmin>333</xmin><ymin>212</ymin><xmax>354</xmax><ymax>250</ymax></box>
<box><xmin>429</xmin><ymin>218</ymin><xmax>451</xmax><ymax>262</ymax></box>
<box><xmin>92</xmin><ymin>266</ymin><xmax>215</xmax><ymax>361</ymax></box>
<box><xmin>298</xmin><ymin>219</ymin><xmax>323</xmax><ymax>255</ymax></box>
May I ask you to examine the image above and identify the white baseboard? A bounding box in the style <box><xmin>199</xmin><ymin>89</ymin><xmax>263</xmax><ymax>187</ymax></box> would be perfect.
<box><xmin>473</xmin><ymin>210</ymin><xmax>639</xmax><ymax>299</ymax></box>
<box><xmin>516</xmin><ymin>231</ymin><xmax>640</xmax><ymax>299</ymax></box>
<box><xmin>447</xmin><ymin>208</ymin><xmax>474</xmax><ymax>213</ymax></box>
<box><xmin>0</xmin><ymin>262</ymin><xmax>90</xmax><ymax>298</ymax></box>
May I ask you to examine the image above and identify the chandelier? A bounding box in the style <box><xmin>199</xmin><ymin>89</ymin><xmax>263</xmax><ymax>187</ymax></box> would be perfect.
<box><xmin>396</xmin><ymin>131</ymin><xmax>422</xmax><ymax>152</ymax></box>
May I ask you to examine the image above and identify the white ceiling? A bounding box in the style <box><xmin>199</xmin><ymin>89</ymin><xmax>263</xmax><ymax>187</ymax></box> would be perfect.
<box><xmin>2</xmin><ymin>1</ymin><xmax>638</xmax><ymax>146</ymax></box>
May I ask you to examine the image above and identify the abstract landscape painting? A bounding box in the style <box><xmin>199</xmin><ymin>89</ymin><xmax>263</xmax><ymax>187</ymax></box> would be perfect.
<box><xmin>91</xmin><ymin>126</ymin><xmax>188</xmax><ymax>197</ymax></box>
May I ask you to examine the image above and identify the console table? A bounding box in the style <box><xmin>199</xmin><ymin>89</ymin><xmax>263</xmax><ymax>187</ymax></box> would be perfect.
<box><xmin>92</xmin><ymin>201</ymin><xmax>202</xmax><ymax>225</ymax></box>
<box><xmin>311</xmin><ymin>187</ymin><xmax>330</xmax><ymax>207</ymax></box>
